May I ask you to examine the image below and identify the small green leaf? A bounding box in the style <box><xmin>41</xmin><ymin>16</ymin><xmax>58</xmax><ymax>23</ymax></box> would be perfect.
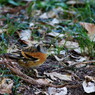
<box><xmin>8</xmin><ymin>0</ymin><xmax>19</xmax><ymax>6</ymax></box>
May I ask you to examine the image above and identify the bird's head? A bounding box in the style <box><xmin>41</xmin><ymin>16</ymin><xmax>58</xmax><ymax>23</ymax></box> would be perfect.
<box><xmin>36</xmin><ymin>44</ymin><xmax>47</xmax><ymax>53</ymax></box>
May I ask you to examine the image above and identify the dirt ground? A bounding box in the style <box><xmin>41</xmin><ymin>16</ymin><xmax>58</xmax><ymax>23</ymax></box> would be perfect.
<box><xmin>15</xmin><ymin>56</ymin><xmax>95</xmax><ymax>95</ymax></box>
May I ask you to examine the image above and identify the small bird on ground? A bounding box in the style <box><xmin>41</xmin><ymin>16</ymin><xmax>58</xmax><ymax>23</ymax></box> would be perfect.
<box><xmin>2</xmin><ymin>44</ymin><xmax>47</xmax><ymax>68</ymax></box>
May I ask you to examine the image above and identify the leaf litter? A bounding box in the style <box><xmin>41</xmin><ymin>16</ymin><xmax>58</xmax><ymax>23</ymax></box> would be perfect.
<box><xmin>0</xmin><ymin>0</ymin><xmax>95</xmax><ymax>95</ymax></box>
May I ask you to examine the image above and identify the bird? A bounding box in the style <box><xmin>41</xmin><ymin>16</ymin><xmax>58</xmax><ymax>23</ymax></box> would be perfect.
<box><xmin>1</xmin><ymin>44</ymin><xmax>47</xmax><ymax>68</ymax></box>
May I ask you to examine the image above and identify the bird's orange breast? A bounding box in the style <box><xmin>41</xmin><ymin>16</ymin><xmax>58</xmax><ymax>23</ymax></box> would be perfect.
<box><xmin>18</xmin><ymin>52</ymin><xmax>47</xmax><ymax>67</ymax></box>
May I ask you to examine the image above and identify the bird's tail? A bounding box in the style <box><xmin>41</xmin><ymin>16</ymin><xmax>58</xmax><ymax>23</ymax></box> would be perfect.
<box><xmin>0</xmin><ymin>53</ymin><xmax>21</xmax><ymax>60</ymax></box>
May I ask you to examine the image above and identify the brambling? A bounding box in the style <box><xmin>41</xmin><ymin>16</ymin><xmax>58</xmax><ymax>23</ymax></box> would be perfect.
<box><xmin>2</xmin><ymin>44</ymin><xmax>47</xmax><ymax>68</ymax></box>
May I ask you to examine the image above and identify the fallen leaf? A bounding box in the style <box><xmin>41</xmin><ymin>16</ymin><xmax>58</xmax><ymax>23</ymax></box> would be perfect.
<box><xmin>60</xmin><ymin>50</ymin><xmax>66</xmax><ymax>55</ymax></box>
<box><xmin>53</xmin><ymin>55</ymin><xmax>66</xmax><ymax>62</ymax></box>
<box><xmin>7</xmin><ymin>44</ymin><xmax>19</xmax><ymax>53</ymax></box>
<box><xmin>35</xmin><ymin>91</ymin><xmax>49</xmax><ymax>95</ymax></box>
<box><xmin>36</xmin><ymin>79</ymin><xmax>51</xmax><ymax>85</ymax></box>
<box><xmin>29</xmin><ymin>22</ymin><xmax>35</xmax><ymax>27</ymax></box>
<box><xmin>79</xmin><ymin>22</ymin><xmax>95</xmax><ymax>41</ymax></box>
<box><xmin>50</xmin><ymin>18</ymin><xmax>59</xmax><ymax>25</ymax></box>
<box><xmin>0</xmin><ymin>29</ymin><xmax>7</xmax><ymax>33</ymax></box>
<box><xmin>83</xmin><ymin>81</ymin><xmax>95</xmax><ymax>93</ymax></box>
<box><xmin>65</xmin><ymin>60</ymin><xmax>76</xmax><ymax>66</ymax></box>
<box><xmin>48</xmin><ymin>87</ymin><xmax>67</xmax><ymax>95</ymax></box>
<box><xmin>44</xmin><ymin>72</ymin><xmax>72</xmax><ymax>81</ymax></box>
<box><xmin>47</xmin><ymin>32</ymin><xmax>64</xmax><ymax>38</ymax></box>
<box><xmin>39</xmin><ymin>13</ymin><xmax>48</xmax><ymax>19</ymax></box>
<box><xmin>66</xmin><ymin>0</ymin><xmax>84</xmax><ymax>5</ymax></box>
<box><xmin>82</xmin><ymin>75</ymin><xmax>95</xmax><ymax>93</ymax></box>
<box><xmin>18</xmin><ymin>29</ymin><xmax>31</xmax><ymax>44</ymax></box>
<box><xmin>59</xmin><ymin>39</ymin><xmax>79</xmax><ymax>49</ymax></box>
<box><xmin>0</xmin><ymin>78</ymin><xmax>13</xmax><ymax>94</ymax></box>
<box><xmin>24</xmin><ymin>0</ymin><xmax>32</xmax><ymax>1</ymax></box>
<box><xmin>74</xmin><ymin>47</ymin><xmax>81</xmax><ymax>54</ymax></box>
<box><xmin>17</xmin><ymin>30</ymin><xmax>39</xmax><ymax>46</ymax></box>
<box><xmin>76</xmin><ymin>56</ymin><xmax>88</xmax><ymax>62</ymax></box>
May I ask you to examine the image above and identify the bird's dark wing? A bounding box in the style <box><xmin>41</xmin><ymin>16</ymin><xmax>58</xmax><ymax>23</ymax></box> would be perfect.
<box><xmin>22</xmin><ymin>52</ymin><xmax>39</xmax><ymax>61</ymax></box>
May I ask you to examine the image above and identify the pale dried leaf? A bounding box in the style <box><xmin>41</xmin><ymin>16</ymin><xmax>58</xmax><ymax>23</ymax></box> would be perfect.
<box><xmin>48</xmin><ymin>32</ymin><xmax>64</xmax><ymax>38</ymax></box>
<box><xmin>54</xmin><ymin>7</ymin><xmax>64</xmax><ymax>13</ymax></box>
<box><xmin>74</xmin><ymin>48</ymin><xmax>81</xmax><ymax>54</ymax></box>
<box><xmin>76</xmin><ymin>56</ymin><xmax>88</xmax><ymax>62</ymax></box>
<box><xmin>82</xmin><ymin>75</ymin><xmax>95</xmax><ymax>93</ymax></box>
<box><xmin>47</xmin><ymin>11</ymin><xmax>58</xmax><ymax>18</ymax></box>
<box><xmin>29</xmin><ymin>22</ymin><xmax>35</xmax><ymax>27</ymax></box>
<box><xmin>63</xmin><ymin>10</ymin><xmax>77</xmax><ymax>15</ymax></box>
<box><xmin>66</xmin><ymin>0</ymin><xmax>84</xmax><ymax>5</ymax></box>
<box><xmin>48</xmin><ymin>87</ymin><xmax>67</xmax><ymax>95</ymax></box>
<box><xmin>53</xmin><ymin>55</ymin><xmax>65</xmax><ymax>62</ymax></box>
<box><xmin>66</xmin><ymin>60</ymin><xmax>76</xmax><ymax>66</ymax></box>
<box><xmin>82</xmin><ymin>81</ymin><xmax>95</xmax><ymax>93</ymax></box>
<box><xmin>18</xmin><ymin>30</ymin><xmax>39</xmax><ymax>46</ymax></box>
<box><xmin>0</xmin><ymin>29</ymin><xmax>7</xmax><ymax>33</ymax></box>
<box><xmin>39</xmin><ymin>13</ymin><xmax>48</xmax><ymax>19</ymax></box>
<box><xmin>60</xmin><ymin>50</ymin><xmax>66</xmax><ymax>55</ymax></box>
<box><xmin>79</xmin><ymin>22</ymin><xmax>95</xmax><ymax>41</ymax></box>
<box><xmin>44</xmin><ymin>72</ymin><xmax>72</xmax><ymax>81</ymax></box>
<box><xmin>35</xmin><ymin>91</ymin><xmax>49</xmax><ymax>95</ymax></box>
<box><xmin>59</xmin><ymin>40</ymin><xmax>79</xmax><ymax>49</ymax></box>
<box><xmin>19</xmin><ymin>30</ymin><xmax>31</xmax><ymax>41</ymax></box>
<box><xmin>23</xmin><ymin>0</ymin><xmax>32</xmax><ymax>1</ymax></box>
<box><xmin>7</xmin><ymin>44</ymin><xmax>19</xmax><ymax>53</ymax></box>
<box><xmin>0</xmin><ymin>78</ymin><xmax>13</xmax><ymax>94</ymax></box>
<box><xmin>36</xmin><ymin>79</ymin><xmax>51</xmax><ymax>85</ymax></box>
<box><xmin>50</xmin><ymin>18</ymin><xmax>59</xmax><ymax>25</ymax></box>
<box><xmin>76</xmin><ymin>63</ymin><xmax>86</xmax><ymax>68</ymax></box>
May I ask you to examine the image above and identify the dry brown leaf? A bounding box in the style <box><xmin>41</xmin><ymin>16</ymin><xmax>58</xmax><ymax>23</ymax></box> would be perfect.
<box><xmin>0</xmin><ymin>78</ymin><xmax>13</xmax><ymax>94</ymax></box>
<box><xmin>85</xmin><ymin>76</ymin><xmax>95</xmax><ymax>83</ymax></box>
<box><xmin>79</xmin><ymin>22</ymin><xmax>95</xmax><ymax>41</ymax></box>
